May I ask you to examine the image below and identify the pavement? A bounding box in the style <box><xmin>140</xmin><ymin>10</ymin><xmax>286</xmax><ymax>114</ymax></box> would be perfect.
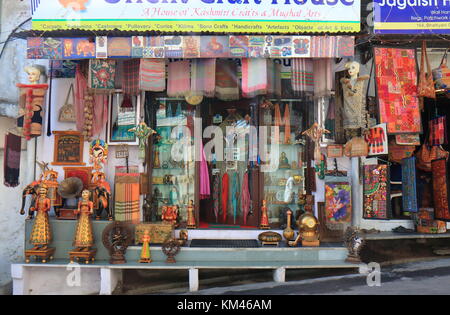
<box><xmin>180</xmin><ymin>258</ymin><xmax>450</xmax><ymax>295</ymax></box>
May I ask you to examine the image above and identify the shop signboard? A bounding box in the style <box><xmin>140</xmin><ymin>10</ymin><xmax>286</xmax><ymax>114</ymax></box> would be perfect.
<box><xmin>374</xmin><ymin>0</ymin><xmax>450</xmax><ymax>34</ymax></box>
<box><xmin>31</xmin><ymin>0</ymin><xmax>361</xmax><ymax>33</ymax></box>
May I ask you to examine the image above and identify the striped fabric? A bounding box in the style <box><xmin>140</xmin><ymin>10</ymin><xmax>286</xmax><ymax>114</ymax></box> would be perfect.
<box><xmin>123</xmin><ymin>59</ymin><xmax>140</xmax><ymax>95</ymax></box>
<box><xmin>267</xmin><ymin>60</ymin><xmax>282</xmax><ymax>97</ymax></box>
<box><xmin>114</xmin><ymin>173</ymin><xmax>141</xmax><ymax>224</ymax></box>
<box><xmin>167</xmin><ymin>60</ymin><xmax>190</xmax><ymax>97</ymax></box>
<box><xmin>139</xmin><ymin>59</ymin><xmax>166</xmax><ymax>92</ymax></box>
<box><xmin>191</xmin><ymin>59</ymin><xmax>216</xmax><ymax>97</ymax></box>
<box><xmin>291</xmin><ymin>58</ymin><xmax>314</xmax><ymax>94</ymax></box>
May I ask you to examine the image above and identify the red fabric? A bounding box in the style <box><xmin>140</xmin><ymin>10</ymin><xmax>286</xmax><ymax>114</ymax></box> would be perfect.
<box><xmin>241</xmin><ymin>172</ymin><xmax>251</xmax><ymax>225</ymax></box>
<box><xmin>221</xmin><ymin>173</ymin><xmax>229</xmax><ymax>223</ymax></box>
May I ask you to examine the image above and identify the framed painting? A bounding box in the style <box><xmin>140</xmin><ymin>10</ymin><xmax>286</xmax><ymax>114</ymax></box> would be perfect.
<box><xmin>325</xmin><ymin>181</ymin><xmax>352</xmax><ymax>225</ymax></box>
<box><xmin>52</xmin><ymin>131</ymin><xmax>85</xmax><ymax>166</ymax></box>
<box><xmin>318</xmin><ymin>202</ymin><xmax>344</xmax><ymax>242</ymax></box>
<box><xmin>363</xmin><ymin>164</ymin><xmax>391</xmax><ymax>220</ymax></box>
<box><xmin>106</xmin><ymin>93</ymin><xmax>141</xmax><ymax>146</ymax></box>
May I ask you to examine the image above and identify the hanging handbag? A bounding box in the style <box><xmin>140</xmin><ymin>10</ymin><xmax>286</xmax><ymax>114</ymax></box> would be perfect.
<box><xmin>58</xmin><ymin>84</ymin><xmax>76</xmax><ymax>123</ymax></box>
<box><xmin>418</xmin><ymin>41</ymin><xmax>436</xmax><ymax>99</ymax></box>
<box><xmin>416</xmin><ymin>141</ymin><xmax>449</xmax><ymax>172</ymax></box>
<box><xmin>388</xmin><ymin>139</ymin><xmax>415</xmax><ymax>164</ymax></box>
<box><xmin>432</xmin><ymin>49</ymin><xmax>450</xmax><ymax>90</ymax></box>
<box><xmin>344</xmin><ymin>136</ymin><xmax>368</xmax><ymax>157</ymax></box>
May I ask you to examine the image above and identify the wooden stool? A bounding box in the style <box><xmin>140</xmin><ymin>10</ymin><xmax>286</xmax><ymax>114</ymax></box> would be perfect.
<box><xmin>69</xmin><ymin>248</ymin><xmax>97</xmax><ymax>264</ymax></box>
<box><xmin>25</xmin><ymin>248</ymin><xmax>56</xmax><ymax>263</ymax></box>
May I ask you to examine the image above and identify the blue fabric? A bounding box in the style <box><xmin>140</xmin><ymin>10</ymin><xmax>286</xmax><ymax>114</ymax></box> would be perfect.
<box><xmin>402</xmin><ymin>157</ymin><xmax>418</xmax><ymax>213</ymax></box>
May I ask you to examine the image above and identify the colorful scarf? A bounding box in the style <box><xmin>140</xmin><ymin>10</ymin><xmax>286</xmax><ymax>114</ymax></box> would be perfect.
<box><xmin>241</xmin><ymin>171</ymin><xmax>251</xmax><ymax>225</ymax></box>
<box><xmin>191</xmin><ymin>59</ymin><xmax>216</xmax><ymax>97</ymax></box>
<box><xmin>215</xmin><ymin>60</ymin><xmax>239</xmax><ymax>101</ymax></box>
<box><xmin>167</xmin><ymin>60</ymin><xmax>190</xmax><ymax>98</ymax></box>
<box><xmin>221</xmin><ymin>173</ymin><xmax>229</xmax><ymax>223</ymax></box>
<box><xmin>232</xmin><ymin>172</ymin><xmax>239</xmax><ymax>224</ymax></box>
<box><xmin>267</xmin><ymin>60</ymin><xmax>282</xmax><ymax>97</ymax></box>
<box><xmin>199</xmin><ymin>142</ymin><xmax>210</xmax><ymax>200</ymax></box>
<box><xmin>429</xmin><ymin>116</ymin><xmax>447</xmax><ymax>146</ymax></box>
<box><xmin>139</xmin><ymin>59</ymin><xmax>166</xmax><ymax>92</ymax></box>
<box><xmin>241</xmin><ymin>58</ymin><xmax>267</xmax><ymax>98</ymax></box>
<box><xmin>122</xmin><ymin>59</ymin><xmax>140</xmax><ymax>95</ymax></box>
<box><xmin>313</xmin><ymin>58</ymin><xmax>334</xmax><ymax>97</ymax></box>
<box><xmin>212</xmin><ymin>174</ymin><xmax>220</xmax><ymax>223</ymax></box>
<box><xmin>114</xmin><ymin>173</ymin><xmax>141</xmax><ymax>224</ymax></box>
<box><xmin>402</xmin><ymin>157</ymin><xmax>418</xmax><ymax>214</ymax></box>
<box><xmin>3</xmin><ymin>133</ymin><xmax>21</xmax><ymax>187</ymax></box>
<box><xmin>291</xmin><ymin>58</ymin><xmax>314</xmax><ymax>94</ymax></box>
<box><xmin>274</xmin><ymin>103</ymin><xmax>282</xmax><ymax>145</ymax></box>
<box><xmin>283</xmin><ymin>103</ymin><xmax>291</xmax><ymax>145</ymax></box>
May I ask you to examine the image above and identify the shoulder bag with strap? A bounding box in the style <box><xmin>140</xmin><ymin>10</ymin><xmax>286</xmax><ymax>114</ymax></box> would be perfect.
<box><xmin>58</xmin><ymin>83</ymin><xmax>76</xmax><ymax>123</ymax></box>
<box><xmin>418</xmin><ymin>41</ymin><xmax>436</xmax><ymax>100</ymax></box>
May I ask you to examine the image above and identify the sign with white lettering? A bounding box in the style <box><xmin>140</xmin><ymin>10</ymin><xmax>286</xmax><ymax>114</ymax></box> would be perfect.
<box><xmin>31</xmin><ymin>0</ymin><xmax>361</xmax><ymax>33</ymax></box>
<box><xmin>374</xmin><ymin>0</ymin><xmax>450</xmax><ymax>34</ymax></box>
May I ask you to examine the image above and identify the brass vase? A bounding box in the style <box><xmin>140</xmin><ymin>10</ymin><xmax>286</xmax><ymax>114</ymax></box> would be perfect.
<box><xmin>283</xmin><ymin>209</ymin><xmax>295</xmax><ymax>242</ymax></box>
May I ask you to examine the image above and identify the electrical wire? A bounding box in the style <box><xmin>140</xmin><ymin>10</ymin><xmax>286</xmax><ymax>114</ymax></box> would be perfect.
<box><xmin>0</xmin><ymin>17</ymin><xmax>32</xmax><ymax>61</ymax></box>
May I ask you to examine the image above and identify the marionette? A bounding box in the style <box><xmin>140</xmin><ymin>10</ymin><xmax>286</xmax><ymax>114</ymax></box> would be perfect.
<box><xmin>16</xmin><ymin>65</ymin><xmax>48</xmax><ymax>140</ymax></box>
<box><xmin>260</xmin><ymin>200</ymin><xmax>270</xmax><ymax>229</ymax></box>
<box><xmin>341</xmin><ymin>61</ymin><xmax>370</xmax><ymax>141</ymax></box>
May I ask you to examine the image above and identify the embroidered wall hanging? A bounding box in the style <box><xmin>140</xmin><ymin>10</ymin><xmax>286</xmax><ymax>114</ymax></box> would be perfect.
<box><xmin>363</xmin><ymin>164</ymin><xmax>390</xmax><ymax>219</ymax></box>
<box><xmin>365</xmin><ymin>123</ymin><xmax>388</xmax><ymax>156</ymax></box>
<box><xmin>374</xmin><ymin>47</ymin><xmax>422</xmax><ymax>134</ymax></box>
<box><xmin>432</xmin><ymin>158</ymin><xmax>450</xmax><ymax>221</ymax></box>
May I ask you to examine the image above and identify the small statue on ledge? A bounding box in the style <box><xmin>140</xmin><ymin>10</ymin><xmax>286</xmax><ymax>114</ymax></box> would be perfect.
<box><xmin>260</xmin><ymin>200</ymin><xmax>270</xmax><ymax>229</ymax></box>
<box><xmin>162</xmin><ymin>205</ymin><xmax>179</xmax><ymax>226</ymax></box>
<box><xmin>139</xmin><ymin>230</ymin><xmax>152</xmax><ymax>263</ymax></box>
<box><xmin>186</xmin><ymin>200</ymin><xmax>197</xmax><ymax>229</ymax></box>
<box><xmin>25</xmin><ymin>184</ymin><xmax>56</xmax><ymax>263</ymax></box>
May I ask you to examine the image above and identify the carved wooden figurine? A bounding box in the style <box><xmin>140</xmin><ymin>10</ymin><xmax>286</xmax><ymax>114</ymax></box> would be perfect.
<box><xmin>70</xmin><ymin>189</ymin><xmax>97</xmax><ymax>264</ymax></box>
<box><xmin>25</xmin><ymin>185</ymin><xmax>55</xmax><ymax>263</ymax></box>
<box><xmin>139</xmin><ymin>230</ymin><xmax>152</xmax><ymax>263</ymax></box>
<box><xmin>186</xmin><ymin>200</ymin><xmax>197</xmax><ymax>229</ymax></box>
<box><xmin>260</xmin><ymin>200</ymin><xmax>270</xmax><ymax>229</ymax></box>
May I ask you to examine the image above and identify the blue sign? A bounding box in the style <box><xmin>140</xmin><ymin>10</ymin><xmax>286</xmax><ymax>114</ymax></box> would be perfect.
<box><xmin>374</xmin><ymin>0</ymin><xmax>450</xmax><ymax>34</ymax></box>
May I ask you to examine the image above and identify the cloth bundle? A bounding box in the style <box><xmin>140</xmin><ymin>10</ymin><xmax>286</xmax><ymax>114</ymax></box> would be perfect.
<box><xmin>215</xmin><ymin>60</ymin><xmax>239</xmax><ymax>101</ymax></box>
<box><xmin>291</xmin><ymin>58</ymin><xmax>314</xmax><ymax>94</ymax></box>
<box><xmin>167</xmin><ymin>60</ymin><xmax>191</xmax><ymax>98</ymax></box>
<box><xmin>241</xmin><ymin>58</ymin><xmax>268</xmax><ymax>98</ymax></box>
<box><xmin>139</xmin><ymin>59</ymin><xmax>166</xmax><ymax>92</ymax></box>
<box><xmin>191</xmin><ymin>59</ymin><xmax>216</xmax><ymax>97</ymax></box>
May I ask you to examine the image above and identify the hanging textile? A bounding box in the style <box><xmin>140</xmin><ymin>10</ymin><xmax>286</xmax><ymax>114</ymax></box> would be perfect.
<box><xmin>114</xmin><ymin>173</ymin><xmax>141</xmax><ymax>224</ymax></box>
<box><xmin>199</xmin><ymin>142</ymin><xmax>210</xmax><ymax>200</ymax></box>
<box><xmin>191</xmin><ymin>59</ymin><xmax>216</xmax><ymax>97</ymax></box>
<box><xmin>313</xmin><ymin>58</ymin><xmax>334</xmax><ymax>97</ymax></box>
<box><xmin>88</xmin><ymin>59</ymin><xmax>117</xmax><ymax>90</ymax></box>
<box><xmin>267</xmin><ymin>60</ymin><xmax>282</xmax><ymax>97</ymax></box>
<box><xmin>241</xmin><ymin>171</ymin><xmax>251</xmax><ymax>225</ymax></box>
<box><xmin>231</xmin><ymin>172</ymin><xmax>239</xmax><ymax>224</ymax></box>
<box><xmin>363</xmin><ymin>164</ymin><xmax>390</xmax><ymax>219</ymax></box>
<box><xmin>212</xmin><ymin>174</ymin><xmax>220</xmax><ymax>223</ymax></box>
<box><xmin>122</xmin><ymin>59</ymin><xmax>140</xmax><ymax>95</ymax></box>
<box><xmin>283</xmin><ymin>103</ymin><xmax>291</xmax><ymax>145</ymax></box>
<box><xmin>139</xmin><ymin>59</ymin><xmax>166</xmax><ymax>92</ymax></box>
<box><xmin>364</xmin><ymin>123</ymin><xmax>388</xmax><ymax>156</ymax></box>
<box><xmin>402</xmin><ymin>157</ymin><xmax>418</xmax><ymax>214</ymax></box>
<box><xmin>291</xmin><ymin>59</ymin><xmax>314</xmax><ymax>95</ymax></box>
<box><xmin>374</xmin><ymin>47</ymin><xmax>421</xmax><ymax>134</ymax></box>
<box><xmin>167</xmin><ymin>60</ymin><xmax>191</xmax><ymax>98</ymax></box>
<box><xmin>432</xmin><ymin>158</ymin><xmax>450</xmax><ymax>221</ymax></box>
<box><xmin>74</xmin><ymin>64</ymin><xmax>109</xmax><ymax>138</ymax></box>
<box><xmin>241</xmin><ymin>58</ymin><xmax>268</xmax><ymax>98</ymax></box>
<box><xmin>215</xmin><ymin>60</ymin><xmax>239</xmax><ymax>101</ymax></box>
<box><xmin>274</xmin><ymin>103</ymin><xmax>282</xmax><ymax>145</ymax></box>
<box><xmin>221</xmin><ymin>172</ymin><xmax>229</xmax><ymax>223</ymax></box>
<box><xmin>429</xmin><ymin>116</ymin><xmax>447</xmax><ymax>146</ymax></box>
<box><xmin>395</xmin><ymin>134</ymin><xmax>421</xmax><ymax>146</ymax></box>
<box><xmin>3</xmin><ymin>133</ymin><xmax>21</xmax><ymax>187</ymax></box>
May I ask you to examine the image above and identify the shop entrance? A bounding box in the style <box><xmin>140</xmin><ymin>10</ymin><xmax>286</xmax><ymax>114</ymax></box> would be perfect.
<box><xmin>199</xmin><ymin>98</ymin><xmax>261</xmax><ymax>228</ymax></box>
